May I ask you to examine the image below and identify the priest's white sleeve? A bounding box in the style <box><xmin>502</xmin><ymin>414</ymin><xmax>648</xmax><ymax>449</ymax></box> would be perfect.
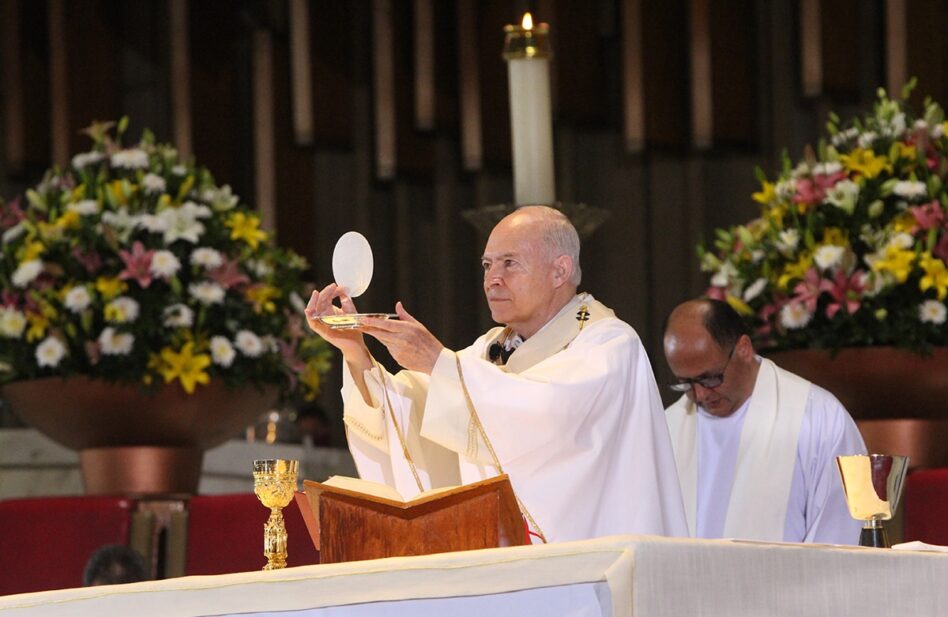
<box><xmin>786</xmin><ymin>386</ymin><xmax>867</xmax><ymax>544</ymax></box>
<box><xmin>340</xmin><ymin>363</ymin><xmax>460</xmax><ymax>499</ymax></box>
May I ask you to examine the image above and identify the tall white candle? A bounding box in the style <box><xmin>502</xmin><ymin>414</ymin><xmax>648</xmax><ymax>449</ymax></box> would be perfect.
<box><xmin>504</xmin><ymin>13</ymin><xmax>555</xmax><ymax>206</ymax></box>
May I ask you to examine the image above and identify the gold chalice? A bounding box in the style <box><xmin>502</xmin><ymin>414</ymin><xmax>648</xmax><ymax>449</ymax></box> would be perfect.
<box><xmin>252</xmin><ymin>458</ymin><xmax>299</xmax><ymax>570</ymax></box>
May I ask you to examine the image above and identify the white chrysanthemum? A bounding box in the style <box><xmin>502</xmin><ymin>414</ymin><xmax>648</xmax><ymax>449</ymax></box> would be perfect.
<box><xmin>780</xmin><ymin>302</ymin><xmax>813</xmax><ymax>329</ymax></box>
<box><xmin>857</xmin><ymin>131</ymin><xmax>878</xmax><ymax>148</ymax></box>
<box><xmin>105</xmin><ymin>296</ymin><xmax>140</xmax><ymax>323</ymax></box>
<box><xmin>742</xmin><ymin>278</ymin><xmax>768</xmax><ymax>302</ymax></box>
<box><xmin>235</xmin><ymin>330</ymin><xmax>265</xmax><ymax>357</ymax></box>
<box><xmin>0</xmin><ymin>308</ymin><xmax>27</xmax><ymax>338</ymax></box>
<box><xmin>162</xmin><ymin>303</ymin><xmax>194</xmax><ymax>328</ymax></box>
<box><xmin>919</xmin><ymin>300</ymin><xmax>947</xmax><ymax>325</ymax></box>
<box><xmin>98</xmin><ymin>327</ymin><xmax>134</xmax><ymax>355</ymax></box>
<box><xmin>190</xmin><ymin>247</ymin><xmax>223</xmax><ymax>269</ymax></box>
<box><xmin>171</xmin><ymin>164</ymin><xmax>188</xmax><ymax>176</ymax></box>
<box><xmin>66</xmin><ymin>199</ymin><xmax>100</xmax><ymax>216</ymax></box>
<box><xmin>776</xmin><ymin>229</ymin><xmax>800</xmax><ymax>256</ymax></box>
<box><xmin>35</xmin><ymin>336</ymin><xmax>67</xmax><ymax>368</ymax></box>
<box><xmin>932</xmin><ymin>123</ymin><xmax>945</xmax><ymax>139</ymax></box>
<box><xmin>12</xmin><ymin>260</ymin><xmax>43</xmax><ymax>288</ymax></box>
<box><xmin>247</xmin><ymin>259</ymin><xmax>273</xmax><ymax>278</ymax></box>
<box><xmin>150</xmin><ymin>250</ymin><xmax>181</xmax><ymax>278</ymax></box>
<box><xmin>892</xmin><ymin>181</ymin><xmax>928</xmax><ymax>201</ymax></box>
<box><xmin>2</xmin><ymin>222</ymin><xmax>25</xmax><ymax>245</ymax></box>
<box><xmin>210</xmin><ymin>336</ymin><xmax>236</xmax><ymax>367</ymax></box>
<box><xmin>814</xmin><ymin>245</ymin><xmax>845</xmax><ymax>271</ymax></box>
<box><xmin>64</xmin><ymin>286</ymin><xmax>92</xmax><ymax>313</ymax></box>
<box><xmin>71</xmin><ymin>151</ymin><xmax>105</xmax><ymax>169</ymax></box>
<box><xmin>825</xmin><ymin>179</ymin><xmax>860</xmax><ymax>215</ymax></box>
<box><xmin>142</xmin><ymin>173</ymin><xmax>167</xmax><ymax>194</ymax></box>
<box><xmin>812</xmin><ymin>161</ymin><xmax>842</xmax><ymax>176</ymax></box>
<box><xmin>888</xmin><ymin>232</ymin><xmax>915</xmax><ymax>250</ymax></box>
<box><xmin>110</xmin><ymin>148</ymin><xmax>150</xmax><ymax>169</ymax></box>
<box><xmin>189</xmin><ymin>281</ymin><xmax>225</xmax><ymax>305</ymax></box>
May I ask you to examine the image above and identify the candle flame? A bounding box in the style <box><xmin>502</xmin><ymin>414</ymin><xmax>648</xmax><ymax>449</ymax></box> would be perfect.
<box><xmin>521</xmin><ymin>12</ymin><xmax>533</xmax><ymax>30</ymax></box>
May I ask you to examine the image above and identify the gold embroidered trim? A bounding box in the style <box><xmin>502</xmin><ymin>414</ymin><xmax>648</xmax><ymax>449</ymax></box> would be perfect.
<box><xmin>454</xmin><ymin>352</ymin><xmax>547</xmax><ymax>543</ymax></box>
<box><xmin>373</xmin><ymin>359</ymin><xmax>425</xmax><ymax>493</ymax></box>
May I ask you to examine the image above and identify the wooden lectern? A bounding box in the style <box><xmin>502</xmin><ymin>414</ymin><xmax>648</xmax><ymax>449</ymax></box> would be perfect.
<box><xmin>296</xmin><ymin>474</ymin><xmax>526</xmax><ymax>563</ymax></box>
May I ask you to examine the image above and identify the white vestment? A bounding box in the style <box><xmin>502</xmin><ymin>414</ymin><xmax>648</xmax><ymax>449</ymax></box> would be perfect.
<box><xmin>666</xmin><ymin>358</ymin><xmax>866</xmax><ymax>544</ymax></box>
<box><xmin>341</xmin><ymin>294</ymin><xmax>688</xmax><ymax>543</ymax></box>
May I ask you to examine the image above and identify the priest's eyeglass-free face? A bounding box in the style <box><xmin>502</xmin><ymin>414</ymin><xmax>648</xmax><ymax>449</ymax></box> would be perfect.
<box><xmin>668</xmin><ymin>344</ymin><xmax>736</xmax><ymax>393</ymax></box>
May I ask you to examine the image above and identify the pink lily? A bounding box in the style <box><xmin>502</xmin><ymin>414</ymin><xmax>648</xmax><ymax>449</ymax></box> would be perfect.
<box><xmin>791</xmin><ymin>267</ymin><xmax>824</xmax><ymax>314</ymax></box>
<box><xmin>909</xmin><ymin>200</ymin><xmax>945</xmax><ymax>232</ymax></box>
<box><xmin>118</xmin><ymin>241</ymin><xmax>155</xmax><ymax>288</ymax></box>
<box><xmin>933</xmin><ymin>232</ymin><xmax>948</xmax><ymax>262</ymax></box>
<box><xmin>0</xmin><ymin>198</ymin><xmax>25</xmax><ymax>229</ymax></box>
<box><xmin>705</xmin><ymin>286</ymin><xmax>727</xmax><ymax>301</ymax></box>
<box><xmin>793</xmin><ymin>171</ymin><xmax>847</xmax><ymax>207</ymax></box>
<box><xmin>208</xmin><ymin>259</ymin><xmax>251</xmax><ymax>289</ymax></box>
<box><xmin>820</xmin><ymin>270</ymin><xmax>865</xmax><ymax>319</ymax></box>
<box><xmin>72</xmin><ymin>246</ymin><xmax>103</xmax><ymax>274</ymax></box>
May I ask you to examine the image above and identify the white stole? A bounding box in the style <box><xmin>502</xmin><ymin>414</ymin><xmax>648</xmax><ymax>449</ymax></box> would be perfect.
<box><xmin>666</xmin><ymin>358</ymin><xmax>809</xmax><ymax>540</ymax></box>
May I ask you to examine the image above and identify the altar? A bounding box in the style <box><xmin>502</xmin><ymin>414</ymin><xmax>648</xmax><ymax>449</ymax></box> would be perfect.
<box><xmin>1</xmin><ymin>535</ymin><xmax>945</xmax><ymax>617</ymax></box>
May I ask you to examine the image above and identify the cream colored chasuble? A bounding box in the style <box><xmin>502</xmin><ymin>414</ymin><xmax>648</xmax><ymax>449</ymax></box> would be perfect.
<box><xmin>341</xmin><ymin>293</ymin><xmax>689</xmax><ymax>542</ymax></box>
<box><xmin>666</xmin><ymin>358</ymin><xmax>809</xmax><ymax>540</ymax></box>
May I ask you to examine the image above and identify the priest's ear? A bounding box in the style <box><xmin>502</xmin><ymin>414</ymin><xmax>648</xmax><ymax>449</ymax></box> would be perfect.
<box><xmin>735</xmin><ymin>333</ymin><xmax>755</xmax><ymax>360</ymax></box>
<box><xmin>551</xmin><ymin>254</ymin><xmax>574</xmax><ymax>288</ymax></box>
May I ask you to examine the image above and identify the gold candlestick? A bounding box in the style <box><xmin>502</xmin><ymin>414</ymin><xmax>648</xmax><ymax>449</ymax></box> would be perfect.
<box><xmin>252</xmin><ymin>458</ymin><xmax>299</xmax><ymax>570</ymax></box>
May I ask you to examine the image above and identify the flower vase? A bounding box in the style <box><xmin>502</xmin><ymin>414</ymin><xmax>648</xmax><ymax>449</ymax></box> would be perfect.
<box><xmin>2</xmin><ymin>376</ymin><xmax>277</xmax><ymax>495</ymax></box>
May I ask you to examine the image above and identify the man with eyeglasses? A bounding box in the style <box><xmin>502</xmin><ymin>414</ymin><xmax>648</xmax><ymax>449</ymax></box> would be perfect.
<box><xmin>662</xmin><ymin>298</ymin><xmax>865</xmax><ymax>544</ymax></box>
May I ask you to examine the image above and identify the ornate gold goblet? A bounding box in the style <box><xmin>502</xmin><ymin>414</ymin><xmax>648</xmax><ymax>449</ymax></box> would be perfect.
<box><xmin>252</xmin><ymin>458</ymin><xmax>299</xmax><ymax>570</ymax></box>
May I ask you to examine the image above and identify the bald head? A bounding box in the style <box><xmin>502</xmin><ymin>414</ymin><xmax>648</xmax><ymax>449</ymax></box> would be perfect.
<box><xmin>496</xmin><ymin>206</ymin><xmax>582</xmax><ymax>286</ymax></box>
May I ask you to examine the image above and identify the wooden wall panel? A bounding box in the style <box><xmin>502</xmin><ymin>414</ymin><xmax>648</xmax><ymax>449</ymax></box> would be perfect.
<box><xmin>188</xmin><ymin>1</ymin><xmax>252</xmax><ymax>200</ymax></box>
<box><xmin>476</xmin><ymin>0</ymin><xmax>513</xmax><ymax>169</ymax></box>
<box><xmin>552</xmin><ymin>0</ymin><xmax>609</xmax><ymax>126</ymax></box>
<box><xmin>906</xmin><ymin>0</ymin><xmax>947</xmax><ymax>107</ymax></box>
<box><xmin>642</xmin><ymin>0</ymin><xmax>689</xmax><ymax>149</ymax></box>
<box><xmin>311</xmin><ymin>0</ymin><xmax>355</xmax><ymax>148</ymax></box>
<box><xmin>710</xmin><ymin>0</ymin><xmax>758</xmax><ymax>148</ymax></box>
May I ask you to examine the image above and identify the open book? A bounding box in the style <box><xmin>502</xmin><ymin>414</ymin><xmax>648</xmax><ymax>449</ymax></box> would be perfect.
<box><xmin>315</xmin><ymin>475</ymin><xmax>460</xmax><ymax>508</ymax></box>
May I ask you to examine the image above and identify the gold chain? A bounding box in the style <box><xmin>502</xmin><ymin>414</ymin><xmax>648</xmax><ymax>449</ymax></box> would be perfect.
<box><xmin>453</xmin><ymin>352</ymin><xmax>547</xmax><ymax>543</ymax></box>
<box><xmin>373</xmin><ymin>359</ymin><xmax>425</xmax><ymax>493</ymax></box>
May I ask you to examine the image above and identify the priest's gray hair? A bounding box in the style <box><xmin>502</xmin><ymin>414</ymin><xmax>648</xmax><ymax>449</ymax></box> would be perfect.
<box><xmin>520</xmin><ymin>205</ymin><xmax>582</xmax><ymax>286</ymax></box>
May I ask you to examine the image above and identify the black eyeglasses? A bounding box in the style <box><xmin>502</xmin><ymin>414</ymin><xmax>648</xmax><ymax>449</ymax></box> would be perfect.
<box><xmin>669</xmin><ymin>344</ymin><xmax>736</xmax><ymax>393</ymax></box>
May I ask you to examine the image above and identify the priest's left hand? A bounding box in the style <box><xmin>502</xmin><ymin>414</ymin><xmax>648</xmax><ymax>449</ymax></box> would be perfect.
<box><xmin>361</xmin><ymin>302</ymin><xmax>445</xmax><ymax>374</ymax></box>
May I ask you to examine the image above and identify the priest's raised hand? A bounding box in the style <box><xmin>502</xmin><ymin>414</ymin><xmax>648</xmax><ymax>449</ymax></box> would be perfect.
<box><xmin>360</xmin><ymin>302</ymin><xmax>445</xmax><ymax>374</ymax></box>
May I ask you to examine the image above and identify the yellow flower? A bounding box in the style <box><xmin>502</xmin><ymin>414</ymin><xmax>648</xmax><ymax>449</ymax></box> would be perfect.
<box><xmin>894</xmin><ymin>142</ymin><xmax>917</xmax><ymax>161</ymax></box>
<box><xmin>752</xmin><ymin>181</ymin><xmax>776</xmax><ymax>205</ymax></box>
<box><xmin>890</xmin><ymin>212</ymin><xmax>918</xmax><ymax>234</ymax></box>
<box><xmin>19</xmin><ymin>240</ymin><xmax>45</xmax><ymax>262</ymax></box>
<box><xmin>299</xmin><ymin>360</ymin><xmax>323</xmax><ymax>401</ymax></box>
<box><xmin>95</xmin><ymin>277</ymin><xmax>127</xmax><ymax>301</ymax></box>
<box><xmin>245</xmin><ymin>284</ymin><xmax>279</xmax><ymax>314</ymax></box>
<box><xmin>25</xmin><ymin>312</ymin><xmax>49</xmax><ymax>343</ymax></box>
<box><xmin>822</xmin><ymin>227</ymin><xmax>849</xmax><ymax>247</ymax></box>
<box><xmin>157</xmin><ymin>343</ymin><xmax>211</xmax><ymax>394</ymax></box>
<box><xmin>919</xmin><ymin>254</ymin><xmax>948</xmax><ymax>300</ymax></box>
<box><xmin>106</xmin><ymin>179</ymin><xmax>133</xmax><ymax>206</ymax></box>
<box><xmin>777</xmin><ymin>253</ymin><xmax>813</xmax><ymax>290</ymax></box>
<box><xmin>226</xmin><ymin>212</ymin><xmax>268</xmax><ymax>250</ymax></box>
<box><xmin>725</xmin><ymin>295</ymin><xmax>754</xmax><ymax>316</ymax></box>
<box><xmin>871</xmin><ymin>245</ymin><xmax>916</xmax><ymax>283</ymax></box>
<box><xmin>55</xmin><ymin>210</ymin><xmax>81</xmax><ymax>230</ymax></box>
<box><xmin>840</xmin><ymin>148</ymin><xmax>892</xmax><ymax>179</ymax></box>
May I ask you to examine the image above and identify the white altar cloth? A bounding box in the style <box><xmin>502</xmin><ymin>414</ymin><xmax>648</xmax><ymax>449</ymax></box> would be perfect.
<box><xmin>1</xmin><ymin>535</ymin><xmax>946</xmax><ymax>616</ymax></box>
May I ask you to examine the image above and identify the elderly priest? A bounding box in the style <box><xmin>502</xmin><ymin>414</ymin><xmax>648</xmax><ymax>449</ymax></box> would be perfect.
<box><xmin>306</xmin><ymin>206</ymin><xmax>687</xmax><ymax>543</ymax></box>
<box><xmin>663</xmin><ymin>298</ymin><xmax>866</xmax><ymax>544</ymax></box>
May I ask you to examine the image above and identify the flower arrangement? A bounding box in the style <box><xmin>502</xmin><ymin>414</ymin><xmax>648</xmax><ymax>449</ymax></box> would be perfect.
<box><xmin>0</xmin><ymin>119</ymin><xmax>331</xmax><ymax>399</ymax></box>
<box><xmin>701</xmin><ymin>83</ymin><xmax>948</xmax><ymax>354</ymax></box>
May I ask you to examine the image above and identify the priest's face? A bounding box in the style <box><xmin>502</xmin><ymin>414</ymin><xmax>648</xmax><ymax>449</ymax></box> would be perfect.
<box><xmin>482</xmin><ymin>214</ymin><xmax>562</xmax><ymax>338</ymax></box>
<box><xmin>664</xmin><ymin>327</ymin><xmax>755</xmax><ymax>417</ymax></box>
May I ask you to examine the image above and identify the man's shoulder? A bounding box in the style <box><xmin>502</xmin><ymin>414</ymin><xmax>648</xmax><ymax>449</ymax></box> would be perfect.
<box><xmin>575</xmin><ymin>314</ymin><xmax>643</xmax><ymax>346</ymax></box>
